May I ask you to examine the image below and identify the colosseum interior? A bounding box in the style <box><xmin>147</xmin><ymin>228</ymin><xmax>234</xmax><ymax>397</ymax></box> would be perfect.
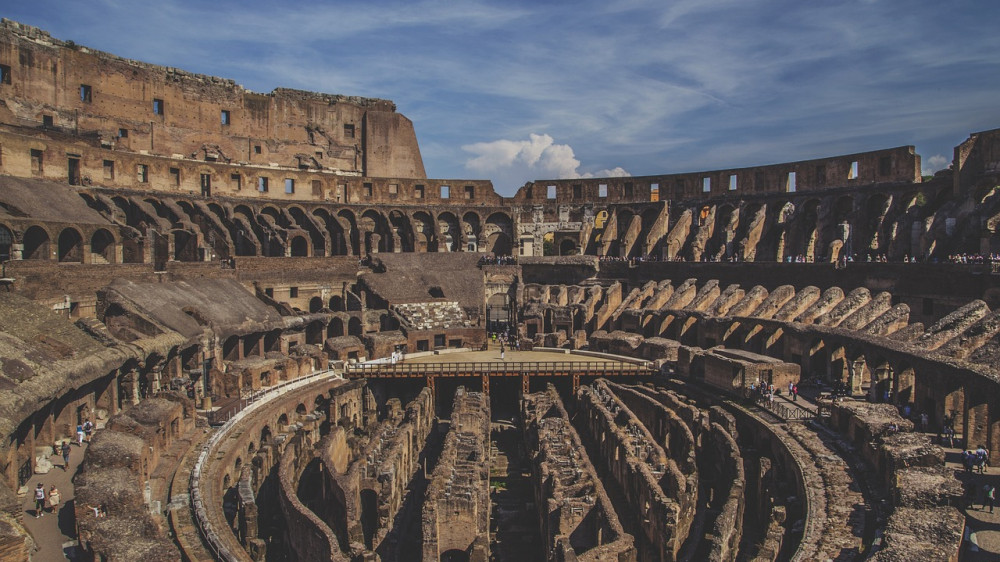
<box><xmin>0</xmin><ymin>17</ymin><xmax>999</xmax><ymax>562</ymax></box>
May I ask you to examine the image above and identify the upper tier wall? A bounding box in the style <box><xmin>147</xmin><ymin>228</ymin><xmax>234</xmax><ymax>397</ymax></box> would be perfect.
<box><xmin>0</xmin><ymin>19</ymin><xmax>424</xmax><ymax>178</ymax></box>
<box><xmin>513</xmin><ymin>146</ymin><xmax>921</xmax><ymax>204</ymax></box>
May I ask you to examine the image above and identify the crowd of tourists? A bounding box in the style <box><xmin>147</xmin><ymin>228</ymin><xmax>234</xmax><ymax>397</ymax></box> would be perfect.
<box><xmin>478</xmin><ymin>255</ymin><xmax>517</xmax><ymax>266</ymax></box>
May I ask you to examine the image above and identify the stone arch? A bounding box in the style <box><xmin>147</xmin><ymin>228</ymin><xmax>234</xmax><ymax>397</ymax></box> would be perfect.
<box><xmin>309</xmin><ymin>297</ymin><xmax>324</xmax><ymax>314</ymax></box>
<box><xmin>223</xmin><ymin>336</ymin><xmax>240</xmax><ymax>362</ymax></box>
<box><xmin>348</xmin><ymin>317</ymin><xmax>363</xmax><ymax>336</ymax></box>
<box><xmin>22</xmin><ymin>225</ymin><xmax>51</xmax><ymax>260</ymax></box>
<box><xmin>411</xmin><ymin>211</ymin><xmax>435</xmax><ymax>253</ymax></box>
<box><xmin>388</xmin><ymin>210</ymin><xmax>414</xmax><ymax>253</ymax></box>
<box><xmin>483</xmin><ymin>212</ymin><xmax>514</xmax><ymax>256</ymax></box>
<box><xmin>232</xmin><ymin>205</ymin><xmax>263</xmax><ymax>257</ymax></box>
<box><xmin>329</xmin><ymin>295</ymin><xmax>345</xmax><ymax>312</ymax></box>
<box><xmin>462</xmin><ymin>212</ymin><xmax>481</xmax><ymax>252</ymax></box>
<box><xmin>289</xmin><ymin>206</ymin><xmax>326</xmax><ymax>257</ymax></box>
<box><xmin>337</xmin><ymin>209</ymin><xmax>361</xmax><ymax>255</ymax></box>
<box><xmin>90</xmin><ymin>228</ymin><xmax>117</xmax><ymax>264</ymax></box>
<box><xmin>0</xmin><ymin>224</ymin><xmax>12</xmax><ymax>262</ymax></box>
<box><xmin>706</xmin><ymin>204</ymin><xmax>737</xmax><ymax>260</ymax></box>
<box><xmin>360</xmin><ymin>209</ymin><xmax>392</xmax><ymax>254</ymax></box>
<box><xmin>437</xmin><ymin>212</ymin><xmax>461</xmax><ymax>252</ymax></box>
<box><xmin>327</xmin><ymin>317</ymin><xmax>344</xmax><ymax>338</ymax></box>
<box><xmin>289</xmin><ymin>235</ymin><xmax>309</xmax><ymax>257</ymax></box>
<box><xmin>861</xmin><ymin>193</ymin><xmax>892</xmax><ymax>256</ymax></box>
<box><xmin>734</xmin><ymin>202</ymin><xmax>766</xmax><ymax>261</ymax></box>
<box><xmin>313</xmin><ymin>208</ymin><xmax>348</xmax><ymax>255</ymax></box>
<box><xmin>57</xmin><ymin>227</ymin><xmax>84</xmax><ymax>263</ymax></box>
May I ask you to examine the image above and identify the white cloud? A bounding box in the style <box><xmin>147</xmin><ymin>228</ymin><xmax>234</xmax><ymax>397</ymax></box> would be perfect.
<box><xmin>463</xmin><ymin>134</ymin><xmax>630</xmax><ymax>194</ymax></box>
<box><xmin>922</xmin><ymin>154</ymin><xmax>950</xmax><ymax>176</ymax></box>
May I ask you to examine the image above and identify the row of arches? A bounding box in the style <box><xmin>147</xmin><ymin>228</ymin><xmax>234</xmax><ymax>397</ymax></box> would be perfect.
<box><xmin>595</xmin><ymin>186</ymin><xmax>953</xmax><ymax>262</ymax></box>
<box><xmin>81</xmin><ymin>192</ymin><xmax>519</xmax><ymax>261</ymax></box>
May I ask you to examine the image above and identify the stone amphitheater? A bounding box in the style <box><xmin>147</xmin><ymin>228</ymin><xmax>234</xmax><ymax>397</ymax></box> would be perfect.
<box><xmin>0</xmin><ymin>17</ymin><xmax>999</xmax><ymax>562</ymax></box>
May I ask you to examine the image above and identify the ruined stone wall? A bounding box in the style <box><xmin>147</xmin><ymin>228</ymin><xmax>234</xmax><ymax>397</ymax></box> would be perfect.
<box><xmin>512</xmin><ymin>146</ymin><xmax>920</xmax><ymax>204</ymax></box>
<box><xmin>422</xmin><ymin>387</ymin><xmax>490</xmax><ymax>561</ymax></box>
<box><xmin>576</xmin><ymin>380</ymin><xmax>686</xmax><ymax>561</ymax></box>
<box><xmin>277</xmin><ymin>427</ymin><xmax>346</xmax><ymax>562</ymax></box>
<box><xmin>522</xmin><ymin>386</ymin><xmax>636</xmax><ymax>562</ymax></box>
<box><xmin>0</xmin><ymin>20</ymin><xmax>425</xmax><ymax>180</ymax></box>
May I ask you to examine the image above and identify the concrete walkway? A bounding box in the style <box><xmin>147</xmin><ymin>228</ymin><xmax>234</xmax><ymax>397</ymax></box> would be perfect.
<box><xmin>943</xmin><ymin>445</ymin><xmax>1000</xmax><ymax>560</ymax></box>
<box><xmin>20</xmin><ymin>440</ymin><xmax>88</xmax><ymax>561</ymax></box>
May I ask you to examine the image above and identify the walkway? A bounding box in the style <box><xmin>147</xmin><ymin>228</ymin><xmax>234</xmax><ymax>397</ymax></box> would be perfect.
<box><xmin>20</xmin><ymin>439</ymin><xmax>87</xmax><ymax>561</ymax></box>
<box><xmin>943</xmin><ymin>446</ymin><xmax>1000</xmax><ymax>560</ymax></box>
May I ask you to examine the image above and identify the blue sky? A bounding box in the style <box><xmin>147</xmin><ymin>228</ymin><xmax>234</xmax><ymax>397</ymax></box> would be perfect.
<box><xmin>6</xmin><ymin>0</ymin><xmax>1000</xmax><ymax>194</ymax></box>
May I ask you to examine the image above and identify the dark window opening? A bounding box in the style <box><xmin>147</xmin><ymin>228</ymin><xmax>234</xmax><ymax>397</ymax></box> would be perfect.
<box><xmin>624</xmin><ymin>182</ymin><xmax>634</xmax><ymax>198</ymax></box>
<box><xmin>169</xmin><ymin>167</ymin><xmax>180</xmax><ymax>187</ymax></box>
<box><xmin>414</xmin><ymin>184</ymin><xmax>424</xmax><ymax>199</ymax></box>
<box><xmin>153</xmin><ymin>98</ymin><xmax>164</xmax><ymax>116</ymax></box>
<box><xmin>80</xmin><ymin>84</ymin><xmax>92</xmax><ymax>103</ymax></box>
<box><xmin>289</xmin><ymin>287</ymin><xmax>298</xmax><ymax>298</ymax></box>
<box><xmin>138</xmin><ymin>164</ymin><xmax>149</xmax><ymax>183</ymax></box>
<box><xmin>118</xmin><ymin>128</ymin><xmax>128</xmax><ymax>138</ymax></box>
<box><xmin>30</xmin><ymin>149</ymin><xmax>43</xmax><ymax>174</ymax></box>
<box><xmin>0</xmin><ymin>64</ymin><xmax>10</xmax><ymax>84</ymax></box>
<box><xmin>815</xmin><ymin>165</ymin><xmax>826</xmax><ymax>184</ymax></box>
<box><xmin>464</xmin><ymin>185</ymin><xmax>474</xmax><ymax>199</ymax></box>
<box><xmin>363</xmin><ymin>182</ymin><xmax>373</xmax><ymax>197</ymax></box>
<box><xmin>573</xmin><ymin>184</ymin><xmax>582</xmax><ymax>199</ymax></box>
<box><xmin>434</xmin><ymin>334</ymin><xmax>446</xmax><ymax>348</ymax></box>
<box><xmin>68</xmin><ymin>157</ymin><xmax>80</xmax><ymax>185</ymax></box>
<box><xmin>265</xmin><ymin>287</ymin><xmax>274</xmax><ymax>298</ymax></box>
<box><xmin>344</xmin><ymin>124</ymin><xmax>355</xmax><ymax>138</ymax></box>
<box><xmin>254</xmin><ymin>144</ymin><xmax>262</xmax><ymax>154</ymax></box>
<box><xmin>231</xmin><ymin>173</ymin><xmax>242</xmax><ymax>191</ymax></box>
<box><xmin>42</xmin><ymin>115</ymin><xmax>53</xmax><ymax>128</ymax></box>
<box><xmin>103</xmin><ymin>159</ymin><xmax>114</xmax><ymax>180</ymax></box>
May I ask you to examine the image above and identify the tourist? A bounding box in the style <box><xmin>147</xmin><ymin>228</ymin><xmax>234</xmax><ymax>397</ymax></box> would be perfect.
<box><xmin>76</xmin><ymin>424</ymin><xmax>84</xmax><ymax>446</ymax></box>
<box><xmin>33</xmin><ymin>483</ymin><xmax>45</xmax><ymax>518</ymax></box>
<box><xmin>61</xmin><ymin>441</ymin><xmax>71</xmax><ymax>470</ymax></box>
<box><xmin>47</xmin><ymin>485</ymin><xmax>60</xmax><ymax>514</ymax></box>
<box><xmin>83</xmin><ymin>418</ymin><xmax>93</xmax><ymax>442</ymax></box>
<box><xmin>919</xmin><ymin>412</ymin><xmax>929</xmax><ymax>432</ymax></box>
<box><xmin>986</xmin><ymin>484</ymin><xmax>995</xmax><ymax>513</ymax></box>
<box><xmin>943</xmin><ymin>425</ymin><xmax>955</xmax><ymax>448</ymax></box>
<box><xmin>792</xmin><ymin>384</ymin><xmax>799</xmax><ymax>402</ymax></box>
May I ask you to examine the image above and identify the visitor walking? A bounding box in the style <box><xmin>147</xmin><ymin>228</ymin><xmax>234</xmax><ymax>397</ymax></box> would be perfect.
<box><xmin>47</xmin><ymin>485</ymin><xmax>60</xmax><ymax>514</ymax></box>
<box><xmin>83</xmin><ymin>418</ymin><xmax>93</xmax><ymax>442</ymax></box>
<box><xmin>76</xmin><ymin>424</ymin><xmax>84</xmax><ymax>446</ymax></box>
<box><xmin>33</xmin><ymin>483</ymin><xmax>45</xmax><ymax>518</ymax></box>
<box><xmin>792</xmin><ymin>384</ymin><xmax>798</xmax><ymax>402</ymax></box>
<box><xmin>985</xmin><ymin>483</ymin><xmax>995</xmax><ymax>513</ymax></box>
<box><xmin>60</xmin><ymin>441</ymin><xmax>71</xmax><ymax>470</ymax></box>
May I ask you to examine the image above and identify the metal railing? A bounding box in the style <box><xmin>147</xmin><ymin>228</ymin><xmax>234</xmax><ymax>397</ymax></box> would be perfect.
<box><xmin>346</xmin><ymin>360</ymin><xmax>655</xmax><ymax>377</ymax></box>
<box><xmin>742</xmin><ymin>388</ymin><xmax>817</xmax><ymax>421</ymax></box>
